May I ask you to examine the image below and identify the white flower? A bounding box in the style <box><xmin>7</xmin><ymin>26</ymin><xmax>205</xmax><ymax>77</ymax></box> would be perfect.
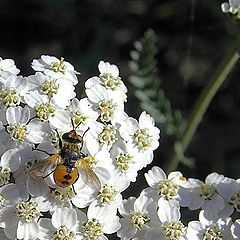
<box><xmin>38</xmin><ymin>207</ymin><xmax>83</xmax><ymax>240</ymax></box>
<box><xmin>0</xmin><ymin>57</ymin><xmax>20</xmax><ymax>79</ymax></box>
<box><xmin>119</xmin><ymin>111</ymin><xmax>160</xmax><ymax>153</ymax></box>
<box><xmin>142</xmin><ymin>166</ymin><xmax>189</xmax><ymax>209</ymax></box>
<box><xmin>30</xmin><ymin>188</ymin><xmax>74</xmax><ymax>213</ymax></box>
<box><xmin>0</xmin><ymin>106</ymin><xmax>49</xmax><ymax>148</ymax></box>
<box><xmin>85</xmin><ymin>60</ymin><xmax>127</xmax><ymax>102</ymax></box>
<box><xmin>217</xmin><ymin>177</ymin><xmax>240</xmax><ymax>218</ymax></box>
<box><xmin>186</xmin><ymin>211</ymin><xmax>233</xmax><ymax>240</ymax></box>
<box><xmin>27</xmin><ymin>72</ymin><xmax>76</xmax><ymax>108</ymax></box>
<box><xmin>184</xmin><ymin>172</ymin><xmax>226</xmax><ymax>220</ymax></box>
<box><xmin>110</xmin><ymin>139</ymin><xmax>143</xmax><ymax>182</ymax></box>
<box><xmin>221</xmin><ymin>0</ymin><xmax>240</xmax><ymax>17</ymax></box>
<box><xmin>68</xmin><ymin>97</ymin><xmax>99</xmax><ymax>131</ymax></box>
<box><xmin>84</xmin><ymin>122</ymin><xmax>119</xmax><ymax>151</ymax></box>
<box><xmin>0</xmin><ymin>148</ymin><xmax>21</xmax><ymax>186</ymax></box>
<box><xmin>86</xmin><ymin>84</ymin><xmax>125</xmax><ymax>124</ymax></box>
<box><xmin>78</xmin><ymin>200</ymin><xmax>121</xmax><ymax>239</ymax></box>
<box><xmin>0</xmin><ymin>75</ymin><xmax>27</xmax><ymax>108</ymax></box>
<box><xmin>88</xmin><ymin>172</ymin><xmax>129</xmax><ymax>215</ymax></box>
<box><xmin>146</xmin><ymin>201</ymin><xmax>187</xmax><ymax>240</ymax></box>
<box><xmin>118</xmin><ymin>195</ymin><xmax>159</xmax><ymax>240</ymax></box>
<box><xmin>24</xmin><ymin>90</ymin><xmax>71</xmax><ymax>130</ymax></box>
<box><xmin>31</xmin><ymin>55</ymin><xmax>80</xmax><ymax>85</ymax></box>
<box><xmin>0</xmin><ymin>199</ymin><xmax>42</xmax><ymax>240</ymax></box>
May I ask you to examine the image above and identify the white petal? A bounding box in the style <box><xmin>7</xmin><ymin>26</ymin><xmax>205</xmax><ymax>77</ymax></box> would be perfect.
<box><xmin>221</xmin><ymin>3</ymin><xmax>230</xmax><ymax>13</ymax></box>
<box><xmin>52</xmin><ymin>207</ymin><xmax>77</xmax><ymax>229</ymax></box>
<box><xmin>26</xmin><ymin>177</ymin><xmax>49</xmax><ymax>197</ymax></box>
<box><xmin>139</xmin><ymin>111</ymin><xmax>155</xmax><ymax>129</ymax></box>
<box><xmin>0</xmin><ymin>206</ymin><xmax>18</xmax><ymax>228</ymax></box>
<box><xmin>117</xmin><ymin>218</ymin><xmax>137</xmax><ymax>239</ymax></box>
<box><xmin>134</xmin><ymin>195</ymin><xmax>153</xmax><ymax>212</ymax></box>
<box><xmin>0</xmin><ymin>183</ymin><xmax>19</xmax><ymax>205</ymax></box>
<box><xmin>1</xmin><ymin>148</ymin><xmax>21</xmax><ymax>171</ymax></box>
<box><xmin>85</xmin><ymin>77</ymin><xmax>100</xmax><ymax>89</ymax></box>
<box><xmin>145</xmin><ymin>166</ymin><xmax>166</xmax><ymax>188</ymax></box>
<box><xmin>102</xmin><ymin>215</ymin><xmax>121</xmax><ymax>234</ymax></box>
<box><xmin>19</xmin><ymin>107</ymin><xmax>30</xmax><ymax>124</ymax></box>
<box><xmin>49</xmin><ymin>110</ymin><xmax>71</xmax><ymax>130</ymax></box>
<box><xmin>17</xmin><ymin>221</ymin><xmax>39</xmax><ymax>240</ymax></box>
<box><xmin>118</xmin><ymin>197</ymin><xmax>136</xmax><ymax>216</ymax></box>
<box><xmin>205</xmin><ymin>172</ymin><xmax>225</xmax><ymax>185</ymax></box>
<box><xmin>24</xmin><ymin>90</ymin><xmax>48</xmax><ymax>108</ymax></box>
<box><xmin>38</xmin><ymin>218</ymin><xmax>55</xmax><ymax>240</ymax></box>
<box><xmin>157</xmin><ymin>199</ymin><xmax>180</xmax><ymax>223</ymax></box>
<box><xmin>6</xmin><ymin>106</ymin><xmax>21</xmax><ymax>124</ymax></box>
<box><xmin>3</xmin><ymin>225</ymin><xmax>18</xmax><ymax>239</ymax></box>
<box><xmin>145</xmin><ymin>228</ymin><xmax>164</xmax><ymax>240</ymax></box>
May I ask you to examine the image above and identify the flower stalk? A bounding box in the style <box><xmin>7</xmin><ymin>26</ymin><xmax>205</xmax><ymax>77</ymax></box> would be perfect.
<box><xmin>166</xmin><ymin>39</ymin><xmax>240</xmax><ymax>173</ymax></box>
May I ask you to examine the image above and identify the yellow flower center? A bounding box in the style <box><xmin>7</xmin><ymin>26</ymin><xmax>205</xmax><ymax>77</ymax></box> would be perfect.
<box><xmin>115</xmin><ymin>153</ymin><xmax>133</xmax><ymax>172</ymax></box>
<box><xmin>0</xmin><ymin>87</ymin><xmax>21</xmax><ymax>107</ymax></box>
<box><xmin>41</xmin><ymin>79</ymin><xmax>59</xmax><ymax>97</ymax></box>
<box><xmin>97</xmin><ymin>185</ymin><xmax>117</xmax><ymax>204</ymax></box>
<box><xmin>200</xmin><ymin>182</ymin><xmax>216</xmax><ymax>200</ymax></box>
<box><xmin>82</xmin><ymin>218</ymin><xmax>103</xmax><ymax>240</ymax></box>
<box><xmin>50</xmin><ymin>57</ymin><xmax>66</xmax><ymax>73</ymax></box>
<box><xmin>36</xmin><ymin>103</ymin><xmax>55</xmax><ymax>121</ymax></box>
<box><xmin>51</xmin><ymin>187</ymin><xmax>76</xmax><ymax>202</ymax></box>
<box><xmin>130</xmin><ymin>211</ymin><xmax>150</xmax><ymax>230</ymax></box>
<box><xmin>7</xmin><ymin>123</ymin><xmax>29</xmax><ymax>142</ymax></box>
<box><xmin>157</xmin><ymin>179</ymin><xmax>179</xmax><ymax>200</ymax></box>
<box><xmin>97</xmin><ymin>99</ymin><xmax>117</xmax><ymax>123</ymax></box>
<box><xmin>99</xmin><ymin>73</ymin><xmax>122</xmax><ymax>91</ymax></box>
<box><xmin>133</xmin><ymin>128</ymin><xmax>152</xmax><ymax>150</ymax></box>
<box><xmin>52</xmin><ymin>226</ymin><xmax>76</xmax><ymax>240</ymax></box>
<box><xmin>162</xmin><ymin>221</ymin><xmax>185</xmax><ymax>240</ymax></box>
<box><xmin>16</xmin><ymin>200</ymin><xmax>42</xmax><ymax>223</ymax></box>
<box><xmin>98</xmin><ymin>125</ymin><xmax>118</xmax><ymax>146</ymax></box>
<box><xmin>203</xmin><ymin>225</ymin><xmax>224</xmax><ymax>240</ymax></box>
<box><xmin>0</xmin><ymin>166</ymin><xmax>10</xmax><ymax>186</ymax></box>
<box><xmin>229</xmin><ymin>191</ymin><xmax>240</xmax><ymax>212</ymax></box>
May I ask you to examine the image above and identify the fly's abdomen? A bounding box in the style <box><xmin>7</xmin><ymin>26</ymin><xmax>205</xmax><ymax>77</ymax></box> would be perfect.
<box><xmin>53</xmin><ymin>164</ymin><xmax>79</xmax><ymax>188</ymax></box>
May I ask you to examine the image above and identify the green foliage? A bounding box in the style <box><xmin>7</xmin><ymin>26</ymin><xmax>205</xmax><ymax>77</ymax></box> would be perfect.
<box><xmin>129</xmin><ymin>29</ymin><xmax>185</xmax><ymax>138</ymax></box>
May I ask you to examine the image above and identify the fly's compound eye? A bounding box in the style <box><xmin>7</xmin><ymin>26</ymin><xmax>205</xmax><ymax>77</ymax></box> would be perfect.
<box><xmin>53</xmin><ymin>164</ymin><xmax>79</xmax><ymax>188</ymax></box>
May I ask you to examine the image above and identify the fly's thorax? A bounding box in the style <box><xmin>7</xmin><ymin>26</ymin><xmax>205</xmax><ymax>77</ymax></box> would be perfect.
<box><xmin>62</xmin><ymin>141</ymin><xmax>81</xmax><ymax>152</ymax></box>
<box><xmin>61</xmin><ymin>142</ymin><xmax>81</xmax><ymax>159</ymax></box>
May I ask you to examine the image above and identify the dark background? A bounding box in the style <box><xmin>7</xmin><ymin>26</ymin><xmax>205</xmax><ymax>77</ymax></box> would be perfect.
<box><xmin>1</xmin><ymin>0</ymin><xmax>240</xmax><ymax>232</ymax></box>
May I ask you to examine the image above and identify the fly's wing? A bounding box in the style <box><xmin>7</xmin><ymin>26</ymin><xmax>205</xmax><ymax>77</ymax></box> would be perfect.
<box><xmin>28</xmin><ymin>153</ymin><xmax>61</xmax><ymax>179</ymax></box>
<box><xmin>76</xmin><ymin>158</ymin><xmax>101</xmax><ymax>191</ymax></box>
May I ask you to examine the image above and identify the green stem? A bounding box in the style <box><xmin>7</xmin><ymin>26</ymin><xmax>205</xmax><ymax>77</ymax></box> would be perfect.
<box><xmin>166</xmin><ymin>45</ymin><xmax>240</xmax><ymax>173</ymax></box>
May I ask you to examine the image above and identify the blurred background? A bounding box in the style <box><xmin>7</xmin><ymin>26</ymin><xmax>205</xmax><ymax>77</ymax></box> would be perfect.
<box><xmin>0</xmin><ymin>0</ymin><xmax>240</xmax><ymax>219</ymax></box>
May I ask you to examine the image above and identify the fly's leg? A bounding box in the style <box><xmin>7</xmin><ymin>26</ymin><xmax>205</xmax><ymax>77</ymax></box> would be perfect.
<box><xmin>32</xmin><ymin>148</ymin><xmax>52</xmax><ymax>156</ymax></box>
<box><xmin>55</xmin><ymin>129</ymin><xmax>63</xmax><ymax>149</ymax></box>
<box><xmin>43</xmin><ymin>169</ymin><xmax>55</xmax><ymax>179</ymax></box>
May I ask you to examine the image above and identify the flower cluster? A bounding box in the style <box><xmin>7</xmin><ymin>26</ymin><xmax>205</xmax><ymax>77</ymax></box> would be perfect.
<box><xmin>0</xmin><ymin>56</ymin><xmax>239</xmax><ymax>240</ymax></box>
<box><xmin>0</xmin><ymin>56</ymin><xmax>160</xmax><ymax>240</ymax></box>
